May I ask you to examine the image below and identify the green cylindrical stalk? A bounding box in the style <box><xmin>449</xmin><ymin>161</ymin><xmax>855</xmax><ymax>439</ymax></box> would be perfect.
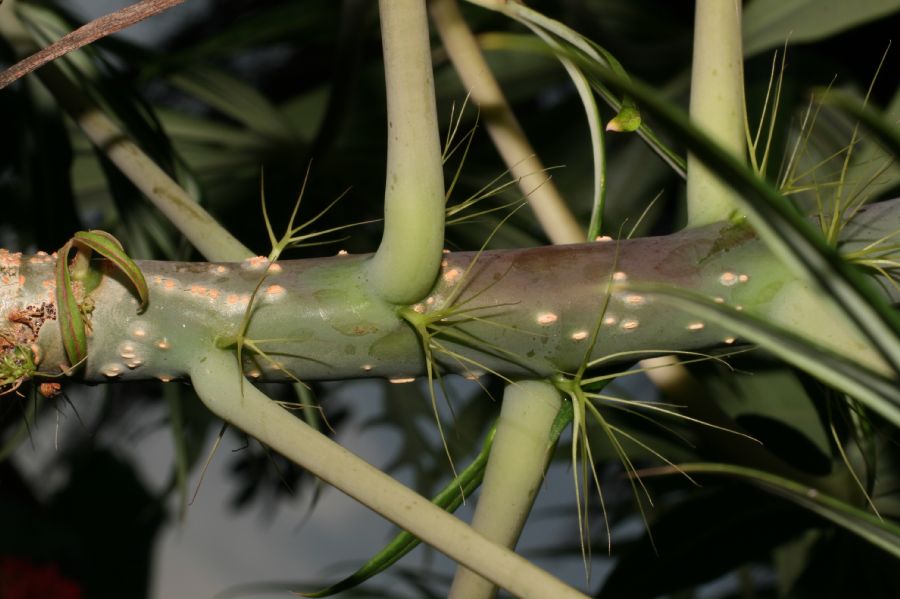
<box><xmin>367</xmin><ymin>0</ymin><xmax>446</xmax><ymax>304</ymax></box>
<box><xmin>190</xmin><ymin>350</ymin><xmax>588</xmax><ymax>599</ymax></box>
<box><xmin>449</xmin><ymin>380</ymin><xmax>562</xmax><ymax>599</ymax></box>
<box><xmin>686</xmin><ymin>0</ymin><xmax>746</xmax><ymax>227</ymax></box>
<box><xmin>4</xmin><ymin>198</ymin><xmax>895</xmax><ymax>388</ymax></box>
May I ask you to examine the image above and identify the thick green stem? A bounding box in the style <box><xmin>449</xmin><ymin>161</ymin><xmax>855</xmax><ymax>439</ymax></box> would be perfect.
<box><xmin>448</xmin><ymin>380</ymin><xmax>562</xmax><ymax>599</ymax></box>
<box><xmin>367</xmin><ymin>0</ymin><xmax>446</xmax><ymax>304</ymax></box>
<box><xmin>686</xmin><ymin>0</ymin><xmax>746</xmax><ymax>227</ymax></box>
<box><xmin>7</xmin><ymin>198</ymin><xmax>895</xmax><ymax>387</ymax></box>
<box><xmin>430</xmin><ymin>0</ymin><xmax>584</xmax><ymax>244</ymax></box>
<box><xmin>190</xmin><ymin>349</ymin><xmax>587</xmax><ymax>599</ymax></box>
<box><xmin>0</xmin><ymin>4</ymin><xmax>250</xmax><ymax>262</ymax></box>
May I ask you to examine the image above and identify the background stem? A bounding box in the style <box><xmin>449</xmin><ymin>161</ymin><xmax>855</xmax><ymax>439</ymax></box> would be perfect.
<box><xmin>430</xmin><ymin>0</ymin><xmax>584</xmax><ymax>244</ymax></box>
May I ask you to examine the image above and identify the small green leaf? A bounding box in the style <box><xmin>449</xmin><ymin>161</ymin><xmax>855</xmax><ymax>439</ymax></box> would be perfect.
<box><xmin>73</xmin><ymin>230</ymin><xmax>149</xmax><ymax>311</ymax></box>
<box><xmin>606</xmin><ymin>105</ymin><xmax>642</xmax><ymax>133</ymax></box>
<box><xmin>55</xmin><ymin>231</ymin><xmax>148</xmax><ymax>369</ymax></box>
<box><xmin>55</xmin><ymin>239</ymin><xmax>88</xmax><ymax>367</ymax></box>
<box><xmin>589</xmin><ymin>43</ymin><xmax>642</xmax><ymax>132</ymax></box>
<box><xmin>548</xmin><ymin>398</ymin><xmax>574</xmax><ymax>444</ymax></box>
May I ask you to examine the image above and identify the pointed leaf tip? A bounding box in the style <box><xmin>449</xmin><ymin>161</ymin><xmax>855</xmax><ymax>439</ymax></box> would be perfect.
<box><xmin>55</xmin><ymin>240</ymin><xmax>87</xmax><ymax>368</ymax></box>
<box><xmin>606</xmin><ymin>106</ymin><xmax>641</xmax><ymax>132</ymax></box>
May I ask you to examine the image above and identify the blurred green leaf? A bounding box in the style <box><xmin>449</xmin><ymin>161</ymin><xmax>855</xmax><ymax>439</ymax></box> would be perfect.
<box><xmin>168</xmin><ymin>66</ymin><xmax>299</xmax><ymax>144</ymax></box>
<box><xmin>744</xmin><ymin>0</ymin><xmax>900</xmax><ymax>57</ymax></box>
<box><xmin>703</xmin><ymin>367</ymin><xmax>833</xmax><ymax>473</ymax></box>
<box><xmin>818</xmin><ymin>87</ymin><xmax>900</xmax><ymax>161</ymax></box>
<box><xmin>599</xmin><ymin>486</ymin><xmax>811</xmax><ymax>598</ymax></box>
<box><xmin>633</xmin><ymin>283</ymin><xmax>900</xmax><ymax>427</ymax></box>
<box><xmin>668</xmin><ymin>463</ymin><xmax>900</xmax><ymax>559</ymax></box>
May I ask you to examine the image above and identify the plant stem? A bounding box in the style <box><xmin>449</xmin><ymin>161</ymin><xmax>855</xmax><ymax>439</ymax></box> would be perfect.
<box><xmin>366</xmin><ymin>0</ymin><xmax>446</xmax><ymax>304</ymax></box>
<box><xmin>428</xmin><ymin>9</ymin><xmax>603</xmax><ymax>584</ymax></box>
<box><xmin>685</xmin><ymin>0</ymin><xmax>745</xmax><ymax>227</ymax></box>
<box><xmin>430</xmin><ymin>0</ymin><xmax>584</xmax><ymax>244</ymax></box>
<box><xmin>190</xmin><ymin>349</ymin><xmax>589</xmax><ymax>599</ymax></box>
<box><xmin>11</xmin><ymin>199</ymin><xmax>898</xmax><ymax>386</ymax></box>
<box><xmin>448</xmin><ymin>380</ymin><xmax>562</xmax><ymax>599</ymax></box>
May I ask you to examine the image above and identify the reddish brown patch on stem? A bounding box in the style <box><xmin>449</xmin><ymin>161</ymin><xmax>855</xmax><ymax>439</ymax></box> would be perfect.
<box><xmin>39</xmin><ymin>382</ymin><xmax>63</xmax><ymax>398</ymax></box>
<box><xmin>6</xmin><ymin>302</ymin><xmax>57</xmax><ymax>346</ymax></box>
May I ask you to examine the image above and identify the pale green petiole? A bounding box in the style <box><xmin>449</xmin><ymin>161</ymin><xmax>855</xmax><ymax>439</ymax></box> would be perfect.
<box><xmin>685</xmin><ymin>0</ymin><xmax>746</xmax><ymax>227</ymax></box>
<box><xmin>448</xmin><ymin>380</ymin><xmax>563</xmax><ymax>599</ymax></box>
<box><xmin>190</xmin><ymin>349</ymin><xmax>589</xmax><ymax>599</ymax></box>
<box><xmin>366</xmin><ymin>0</ymin><xmax>446</xmax><ymax>304</ymax></box>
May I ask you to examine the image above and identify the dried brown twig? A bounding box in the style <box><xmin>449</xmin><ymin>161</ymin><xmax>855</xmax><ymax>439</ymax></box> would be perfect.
<box><xmin>0</xmin><ymin>0</ymin><xmax>185</xmax><ymax>90</ymax></box>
